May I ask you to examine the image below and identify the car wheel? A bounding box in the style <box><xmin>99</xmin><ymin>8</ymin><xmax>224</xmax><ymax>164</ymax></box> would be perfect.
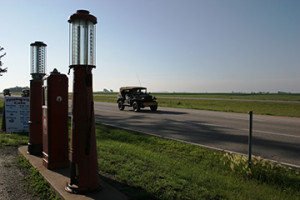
<box><xmin>150</xmin><ymin>105</ymin><xmax>157</xmax><ymax>111</ymax></box>
<box><xmin>133</xmin><ymin>101</ymin><xmax>140</xmax><ymax>112</ymax></box>
<box><xmin>118</xmin><ymin>100</ymin><xmax>125</xmax><ymax>110</ymax></box>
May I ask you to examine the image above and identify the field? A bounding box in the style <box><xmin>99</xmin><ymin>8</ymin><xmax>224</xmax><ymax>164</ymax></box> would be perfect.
<box><xmin>93</xmin><ymin>93</ymin><xmax>300</xmax><ymax>117</ymax></box>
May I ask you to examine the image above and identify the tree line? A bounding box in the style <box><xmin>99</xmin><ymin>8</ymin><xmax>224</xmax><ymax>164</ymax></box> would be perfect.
<box><xmin>0</xmin><ymin>46</ymin><xmax>7</xmax><ymax>76</ymax></box>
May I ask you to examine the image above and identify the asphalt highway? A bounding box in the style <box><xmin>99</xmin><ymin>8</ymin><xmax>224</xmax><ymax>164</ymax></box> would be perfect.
<box><xmin>93</xmin><ymin>102</ymin><xmax>300</xmax><ymax>167</ymax></box>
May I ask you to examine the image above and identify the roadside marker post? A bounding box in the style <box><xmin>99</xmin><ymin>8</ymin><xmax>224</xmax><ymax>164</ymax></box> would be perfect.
<box><xmin>248</xmin><ymin>111</ymin><xmax>253</xmax><ymax>167</ymax></box>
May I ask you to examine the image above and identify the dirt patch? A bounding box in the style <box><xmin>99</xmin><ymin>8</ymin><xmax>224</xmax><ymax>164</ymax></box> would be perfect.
<box><xmin>0</xmin><ymin>146</ymin><xmax>38</xmax><ymax>200</ymax></box>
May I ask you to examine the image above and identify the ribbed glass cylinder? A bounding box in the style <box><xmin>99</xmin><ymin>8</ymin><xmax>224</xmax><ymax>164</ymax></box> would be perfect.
<box><xmin>30</xmin><ymin>41</ymin><xmax>46</xmax><ymax>75</ymax></box>
<box><xmin>69</xmin><ymin>19</ymin><xmax>96</xmax><ymax>66</ymax></box>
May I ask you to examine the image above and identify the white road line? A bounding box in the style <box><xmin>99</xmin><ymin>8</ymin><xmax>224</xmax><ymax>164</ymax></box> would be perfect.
<box><xmin>199</xmin><ymin>123</ymin><xmax>300</xmax><ymax>139</ymax></box>
<box><xmin>254</xmin><ymin>130</ymin><xmax>300</xmax><ymax>139</ymax></box>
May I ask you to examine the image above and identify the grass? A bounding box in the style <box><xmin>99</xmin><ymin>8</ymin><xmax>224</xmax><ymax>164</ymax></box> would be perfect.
<box><xmin>157</xmin><ymin>99</ymin><xmax>300</xmax><ymax>117</ymax></box>
<box><xmin>96</xmin><ymin>125</ymin><xmax>300</xmax><ymax>200</ymax></box>
<box><xmin>92</xmin><ymin>94</ymin><xmax>300</xmax><ymax>117</ymax></box>
<box><xmin>94</xmin><ymin>95</ymin><xmax>116</xmax><ymax>103</ymax></box>
<box><xmin>0</xmin><ymin>131</ymin><xmax>28</xmax><ymax>147</ymax></box>
<box><xmin>16</xmin><ymin>156</ymin><xmax>60</xmax><ymax>200</ymax></box>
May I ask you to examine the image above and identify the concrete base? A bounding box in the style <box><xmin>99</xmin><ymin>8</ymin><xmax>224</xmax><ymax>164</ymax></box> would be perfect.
<box><xmin>18</xmin><ymin>146</ymin><xmax>128</xmax><ymax>200</ymax></box>
<box><xmin>42</xmin><ymin>152</ymin><xmax>69</xmax><ymax>170</ymax></box>
<box><xmin>27</xmin><ymin>143</ymin><xmax>42</xmax><ymax>156</ymax></box>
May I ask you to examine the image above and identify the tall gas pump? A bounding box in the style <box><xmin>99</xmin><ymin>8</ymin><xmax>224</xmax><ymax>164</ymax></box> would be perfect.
<box><xmin>28</xmin><ymin>41</ymin><xmax>46</xmax><ymax>155</ymax></box>
<box><xmin>42</xmin><ymin>69</ymin><xmax>69</xmax><ymax>169</ymax></box>
<box><xmin>65</xmin><ymin>10</ymin><xmax>100</xmax><ymax>193</ymax></box>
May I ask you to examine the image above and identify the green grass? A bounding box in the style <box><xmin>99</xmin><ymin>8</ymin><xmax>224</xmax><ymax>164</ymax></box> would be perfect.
<box><xmin>157</xmin><ymin>99</ymin><xmax>300</xmax><ymax>117</ymax></box>
<box><xmin>16</xmin><ymin>156</ymin><xmax>60</xmax><ymax>200</ymax></box>
<box><xmin>96</xmin><ymin>125</ymin><xmax>300</xmax><ymax>200</ymax></box>
<box><xmin>94</xmin><ymin>95</ymin><xmax>117</xmax><ymax>103</ymax></box>
<box><xmin>0</xmin><ymin>132</ymin><xmax>28</xmax><ymax>147</ymax></box>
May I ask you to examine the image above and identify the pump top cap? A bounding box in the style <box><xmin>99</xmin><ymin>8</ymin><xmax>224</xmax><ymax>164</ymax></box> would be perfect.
<box><xmin>30</xmin><ymin>41</ymin><xmax>47</xmax><ymax>47</ymax></box>
<box><xmin>68</xmin><ymin>10</ymin><xmax>97</xmax><ymax>24</ymax></box>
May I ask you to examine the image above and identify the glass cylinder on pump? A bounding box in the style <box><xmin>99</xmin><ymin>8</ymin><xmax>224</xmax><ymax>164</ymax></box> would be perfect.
<box><xmin>68</xmin><ymin>10</ymin><xmax>97</xmax><ymax>67</ymax></box>
<box><xmin>30</xmin><ymin>41</ymin><xmax>47</xmax><ymax>80</ymax></box>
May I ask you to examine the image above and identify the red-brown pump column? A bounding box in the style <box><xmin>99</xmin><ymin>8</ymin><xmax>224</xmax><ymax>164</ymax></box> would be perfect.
<box><xmin>66</xmin><ymin>10</ymin><xmax>100</xmax><ymax>193</ymax></box>
<box><xmin>42</xmin><ymin>69</ymin><xmax>69</xmax><ymax>169</ymax></box>
<box><xmin>28</xmin><ymin>41</ymin><xmax>47</xmax><ymax>155</ymax></box>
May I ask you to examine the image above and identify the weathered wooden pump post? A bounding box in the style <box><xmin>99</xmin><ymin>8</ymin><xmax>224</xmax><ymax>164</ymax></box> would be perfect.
<box><xmin>65</xmin><ymin>10</ymin><xmax>100</xmax><ymax>193</ymax></box>
<box><xmin>28</xmin><ymin>41</ymin><xmax>46</xmax><ymax>155</ymax></box>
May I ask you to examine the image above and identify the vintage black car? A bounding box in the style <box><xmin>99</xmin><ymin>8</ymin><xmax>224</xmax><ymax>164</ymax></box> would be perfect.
<box><xmin>21</xmin><ymin>89</ymin><xmax>30</xmax><ymax>97</ymax></box>
<box><xmin>117</xmin><ymin>87</ymin><xmax>158</xmax><ymax>112</ymax></box>
<box><xmin>3</xmin><ymin>89</ymin><xmax>11</xmax><ymax>96</ymax></box>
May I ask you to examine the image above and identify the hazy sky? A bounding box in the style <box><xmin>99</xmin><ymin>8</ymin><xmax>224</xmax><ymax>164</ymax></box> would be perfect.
<box><xmin>1</xmin><ymin>0</ymin><xmax>299</xmax><ymax>93</ymax></box>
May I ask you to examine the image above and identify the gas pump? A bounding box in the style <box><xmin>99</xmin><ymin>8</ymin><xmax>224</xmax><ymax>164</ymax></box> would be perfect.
<box><xmin>42</xmin><ymin>69</ymin><xmax>69</xmax><ymax>169</ymax></box>
<box><xmin>65</xmin><ymin>10</ymin><xmax>100</xmax><ymax>193</ymax></box>
<box><xmin>28</xmin><ymin>41</ymin><xmax>46</xmax><ymax>155</ymax></box>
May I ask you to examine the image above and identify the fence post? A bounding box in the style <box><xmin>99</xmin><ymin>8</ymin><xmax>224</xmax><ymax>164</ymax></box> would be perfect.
<box><xmin>248</xmin><ymin>111</ymin><xmax>253</xmax><ymax>167</ymax></box>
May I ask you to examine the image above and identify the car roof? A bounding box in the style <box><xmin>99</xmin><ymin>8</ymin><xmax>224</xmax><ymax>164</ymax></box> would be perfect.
<box><xmin>119</xmin><ymin>86</ymin><xmax>146</xmax><ymax>94</ymax></box>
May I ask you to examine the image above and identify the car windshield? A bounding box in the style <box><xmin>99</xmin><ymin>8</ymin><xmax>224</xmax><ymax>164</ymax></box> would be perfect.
<box><xmin>134</xmin><ymin>88</ymin><xmax>147</xmax><ymax>95</ymax></box>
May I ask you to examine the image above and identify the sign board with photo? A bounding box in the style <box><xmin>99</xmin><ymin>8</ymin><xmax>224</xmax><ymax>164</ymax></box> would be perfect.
<box><xmin>4</xmin><ymin>97</ymin><xmax>30</xmax><ymax>133</ymax></box>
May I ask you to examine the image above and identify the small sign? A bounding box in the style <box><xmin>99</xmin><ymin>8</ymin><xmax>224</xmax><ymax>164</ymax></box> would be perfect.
<box><xmin>4</xmin><ymin>97</ymin><xmax>30</xmax><ymax>133</ymax></box>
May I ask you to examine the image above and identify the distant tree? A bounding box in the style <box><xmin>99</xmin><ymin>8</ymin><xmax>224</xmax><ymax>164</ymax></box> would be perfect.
<box><xmin>6</xmin><ymin>86</ymin><xmax>29</xmax><ymax>93</ymax></box>
<box><xmin>0</xmin><ymin>46</ymin><xmax>7</xmax><ymax>76</ymax></box>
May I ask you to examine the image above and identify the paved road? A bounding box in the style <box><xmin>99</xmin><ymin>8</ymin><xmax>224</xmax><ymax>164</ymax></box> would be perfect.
<box><xmin>93</xmin><ymin>102</ymin><xmax>300</xmax><ymax>167</ymax></box>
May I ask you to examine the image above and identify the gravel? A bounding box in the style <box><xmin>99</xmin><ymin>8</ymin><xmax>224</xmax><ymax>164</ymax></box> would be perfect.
<box><xmin>0</xmin><ymin>146</ymin><xmax>38</xmax><ymax>200</ymax></box>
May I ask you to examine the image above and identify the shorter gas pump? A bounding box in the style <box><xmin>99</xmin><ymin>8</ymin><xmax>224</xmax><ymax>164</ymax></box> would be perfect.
<box><xmin>42</xmin><ymin>69</ymin><xmax>69</xmax><ymax>169</ymax></box>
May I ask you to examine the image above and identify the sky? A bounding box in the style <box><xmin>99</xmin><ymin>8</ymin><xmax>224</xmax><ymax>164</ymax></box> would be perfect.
<box><xmin>0</xmin><ymin>0</ymin><xmax>299</xmax><ymax>93</ymax></box>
